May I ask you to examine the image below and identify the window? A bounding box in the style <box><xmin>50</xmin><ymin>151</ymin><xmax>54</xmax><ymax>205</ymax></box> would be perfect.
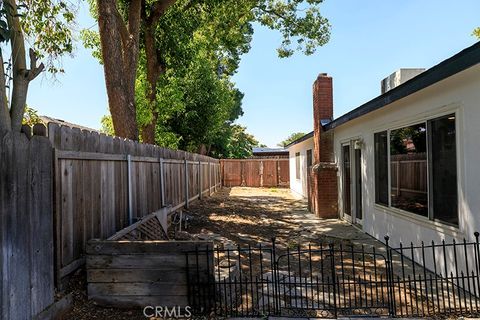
<box><xmin>373</xmin><ymin>114</ymin><xmax>458</xmax><ymax>225</ymax></box>
<box><xmin>306</xmin><ymin>149</ymin><xmax>313</xmax><ymax>168</ymax></box>
<box><xmin>390</xmin><ymin>123</ymin><xmax>428</xmax><ymax>217</ymax></box>
<box><xmin>430</xmin><ymin>115</ymin><xmax>458</xmax><ymax>225</ymax></box>
<box><xmin>374</xmin><ymin>131</ymin><xmax>388</xmax><ymax>205</ymax></box>
<box><xmin>342</xmin><ymin>145</ymin><xmax>351</xmax><ymax>215</ymax></box>
<box><xmin>295</xmin><ymin>152</ymin><xmax>300</xmax><ymax>179</ymax></box>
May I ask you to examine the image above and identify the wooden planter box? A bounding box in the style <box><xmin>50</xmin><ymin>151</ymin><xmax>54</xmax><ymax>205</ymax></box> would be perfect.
<box><xmin>86</xmin><ymin>210</ymin><xmax>213</xmax><ymax>308</ymax></box>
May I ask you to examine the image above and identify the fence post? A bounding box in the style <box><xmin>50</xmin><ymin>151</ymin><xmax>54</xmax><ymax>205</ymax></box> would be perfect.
<box><xmin>385</xmin><ymin>235</ymin><xmax>395</xmax><ymax>316</ymax></box>
<box><xmin>220</xmin><ymin>160</ymin><xmax>224</xmax><ymax>187</ymax></box>
<box><xmin>198</xmin><ymin>161</ymin><xmax>202</xmax><ymax>199</ymax></box>
<box><xmin>159</xmin><ymin>158</ymin><xmax>165</xmax><ymax>207</ymax></box>
<box><xmin>184</xmin><ymin>159</ymin><xmax>189</xmax><ymax>208</ymax></box>
<box><xmin>127</xmin><ymin>154</ymin><xmax>133</xmax><ymax>225</ymax></box>
<box><xmin>209</xmin><ymin>162</ymin><xmax>212</xmax><ymax>196</ymax></box>
<box><xmin>214</xmin><ymin>163</ymin><xmax>217</xmax><ymax>192</ymax></box>
<box><xmin>271</xmin><ymin>237</ymin><xmax>279</xmax><ymax>314</ymax></box>
<box><xmin>329</xmin><ymin>243</ymin><xmax>338</xmax><ymax>318</ymax></box>
<box><xmin>475</xmin><ymin>232</ymin><xmax>480</xmax><ymax>293</ymax></box>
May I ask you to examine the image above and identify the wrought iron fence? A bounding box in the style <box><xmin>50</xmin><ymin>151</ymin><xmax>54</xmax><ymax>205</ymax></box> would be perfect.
<box><xmin>186</xmin><ymin>232</ymin><xmax>480</xmax><ymax>318</ymax></box>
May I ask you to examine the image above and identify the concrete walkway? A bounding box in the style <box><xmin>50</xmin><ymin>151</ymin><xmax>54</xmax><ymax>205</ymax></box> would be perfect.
<box><xmin>281</xmin><ymin>202</ymin><xmax>388</xmax><ymax>252</ymax></box>
<box><xmin>281</xmin><ymin>198</ymin><xmax>421</xmax><ymax>279</ymax></box>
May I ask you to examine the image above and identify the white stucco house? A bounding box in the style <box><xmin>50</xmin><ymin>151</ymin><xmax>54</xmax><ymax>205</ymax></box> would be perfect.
<box><xmin>286</xmin><ymin>132</ymin><xmax>313</xmax><ymax>198</ymax></box>
<box><xmin>287</xmin><ymin>41</ymin><xmax>480</xmax><ymax>249</ymax></box>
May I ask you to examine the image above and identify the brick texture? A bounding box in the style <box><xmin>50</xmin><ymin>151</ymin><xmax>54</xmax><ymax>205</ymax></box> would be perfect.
<box><xmin>309</xmin><ymin>73</ymin><xmax>339</xmax><ymax>218</ymax></box>
<box><xmin>312</xmin><ymin>74</ymin><xmax>333</xmax><ymax>164</ymax></box>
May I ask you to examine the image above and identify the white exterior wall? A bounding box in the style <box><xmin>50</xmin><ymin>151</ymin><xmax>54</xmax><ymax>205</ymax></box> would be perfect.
<box><xmin>288</xmin><ymin>138</ymin><xmax>314</xmax><ymax>198</ymax></box>
<box><xmin>333</xmin><ymin>64</ymin><xmax>480</xmax><ymax>249</ymax></box>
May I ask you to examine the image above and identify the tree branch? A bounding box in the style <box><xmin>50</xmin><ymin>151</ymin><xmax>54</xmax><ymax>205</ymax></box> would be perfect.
<box><xmin>255</xmin><ymin>5</ymin><xmax>290</xmax><ymax>23</ymax></box>
<box><xmin>27</xmin><ymin>48</ymin><xmax>44</xmax><ymax>81</ymax></box>
<box><xmin>127</xmin><ymin>0</ymin><xmax>142</xmax><ymax>38</ymax></box>
<box><xmin>0</xmin><ymin>51</ymin><xmax>12</xmax><ymax>131</ymax></box>
<box><xmin>111</xmin><ymin>2</ymin><xmax>130</xmax><ymax>46</ymax></box>
<box><xmin>148</xmin><ymin>0</ymin><xmax>177</xmax><ymax>24</ymax></box>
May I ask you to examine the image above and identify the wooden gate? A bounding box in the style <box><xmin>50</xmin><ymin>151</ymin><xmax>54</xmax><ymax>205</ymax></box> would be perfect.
<box><xmin>220</xmin><ymin>158</ymin><xmax>289</xmax><ymax>188</ymax></box>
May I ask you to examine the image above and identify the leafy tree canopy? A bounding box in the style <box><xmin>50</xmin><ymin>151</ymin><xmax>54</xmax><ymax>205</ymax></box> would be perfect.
<box><xmin>0</xmin><ymin>0</ymin><xmax>77</xmax><ymax>132</ymax></box>
<box><xmin>474</xmin><ymin>27</ymin><xmax>480</xmax><ymax>39</ymax></box>
<box><xmin>278</xmin><ymin>132</ymin><xmax>307</xmax><ymax>147</ymax></box>
<box><xmin>83</xmin><ymin>0</ymin><xmax>331</xmax><ymax>146</ymax></box>
<box><xmin>210</xmin><ymin>124</ymin><xmax>262</xmax><ymax>159</ymax></box>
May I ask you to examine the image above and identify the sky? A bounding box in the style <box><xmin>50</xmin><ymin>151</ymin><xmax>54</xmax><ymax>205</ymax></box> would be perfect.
<box><xmin>27</xmin><ymin>0</ymin><xmax>480</xmax><ymax>147</ymax></box>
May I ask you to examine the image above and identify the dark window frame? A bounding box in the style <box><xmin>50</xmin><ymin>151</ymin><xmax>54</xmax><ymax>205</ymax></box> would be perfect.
<box><xmin>373</xmin><ymin>113</ymin><xmax>458</xmax><ymax>226</ymax></box>
<box><xmin>374</xmin><ymin>131</ymin><xmax>389</xmax><ymax>206</ymax></box>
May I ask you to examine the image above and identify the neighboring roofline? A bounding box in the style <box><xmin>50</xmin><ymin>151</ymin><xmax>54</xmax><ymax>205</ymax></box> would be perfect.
<box><xmin>324</xmin><ymin>41</ymin><xmax>480</xmax><ymax>131</ymax></box>
<box><xmin>285</xmin><ymin>131</ymin><xmax>314</xmax><ymax>148</ymax></box>
<box><xmin>40</xmin><ymin>115</ymin><xmax>101</xmax><ymax>133</ymax></box>
<box><xmin>252</xmin><ymin>147</ymin><xmax>288</xmax><ymax>153</ymax></box>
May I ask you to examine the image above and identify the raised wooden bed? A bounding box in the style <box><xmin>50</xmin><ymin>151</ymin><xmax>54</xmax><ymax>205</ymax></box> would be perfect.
<box><xmin>86</xmin><ymin>208</ymin><xmax>213</xmax><ymax>308</ymax></box>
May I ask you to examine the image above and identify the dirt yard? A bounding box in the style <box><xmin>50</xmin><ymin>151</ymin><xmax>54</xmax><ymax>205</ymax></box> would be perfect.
<box><xmin>185</xmin><ymin>187</ymin><xmax>346</xmax><ymax>248</ymax></box>
<box><xmin>63</xmin><ymin>187</ymin><xmax>362</xmax><ymax>319</ymax></box>
<box><xmin>63</xmin><ymin>187</ymin><xmax>480</xmax><ymax>319</ymax></box>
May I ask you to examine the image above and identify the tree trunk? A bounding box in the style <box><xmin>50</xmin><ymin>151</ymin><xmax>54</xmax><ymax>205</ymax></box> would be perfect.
<box><xmin>5</xmin><ymin>0</ymin><xmax>28</xmax><ymax>132</ymax></box>
<box><xmin>3</xmin><ymin>0</ymin><xmax>44</xmax><ymax>132</ymax></box>
<box><xmin>0</xmin><ymin>53</ymin><xmax>11</xmax><ymax>131</ymax></box>
<box><xmin>140</xmin><ymin>0</ymin><xmax>177</xmax><ymax>144</ymax></box>
<box><xmin>141</xmin><ymin>24</ymin><xmax>163</xmax><ymax>144</ymax></box>
<box><xmin>97</xmin><ymin>0</ymin><xmax>141</xmax><ymax>140</ymax></box>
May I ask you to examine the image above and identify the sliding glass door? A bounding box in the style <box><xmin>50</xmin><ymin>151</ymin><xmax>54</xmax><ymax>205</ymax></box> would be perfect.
<box><xmin>342</xmin><ymin>141</ymin><xmax>363</xmax><ymax>225</ymax></box>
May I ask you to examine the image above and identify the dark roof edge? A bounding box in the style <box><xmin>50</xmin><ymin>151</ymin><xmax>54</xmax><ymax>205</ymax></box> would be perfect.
<box><xmin>324</xmin><ymin>41</ymin><xmax>480</xmax><ymax>131</ymax></box>
<box><xmin>285</xmin><ymin>131</ymin><xmax>314</xmax><ymax>148</ymax></box>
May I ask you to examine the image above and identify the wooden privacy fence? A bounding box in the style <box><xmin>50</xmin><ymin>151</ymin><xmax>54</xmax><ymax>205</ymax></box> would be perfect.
<box><xmin>0</xmin><ymin>130</ymin><xmax>54</xmax><ymax>320</ymax></box>
<box><xmin>48</xmin><ymin>123</ymin><xmax>221</xmax><ymax>285</ymax></box>
<box><xmin>390</xmin><ymin>153</ymin><xmax>427</xmax><ymax>195</ymax></box>
<box><xmin>220</xmin><ymin>158</ymin><xmax>289</xmax><ymax>188</ymax></box>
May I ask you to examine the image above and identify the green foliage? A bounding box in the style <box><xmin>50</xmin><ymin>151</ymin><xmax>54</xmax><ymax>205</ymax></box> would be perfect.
<box><xmin>210</xmin><ymin>124</ymin><xmax>261</xmax><ymax>159</ymax></box>
<box><xmin>80</xmin><ymin>29</ymin><xmax>102</xmax><ymax>63</ymax></box>
<box><xmin>0</xmin><ymin>1</ymin><xmax>76</xmax><ymax>73</ymax></box>
<box><xmin>15</xmin><ymin>0</ymin><xmax>76</xmax><ymax>74</ymax></box>
<box><xmin>390</xmin><ymin>125</ymin><xmax>427</xmax><ymax>155</ymax></box>
<box><xmin>165</xmin><ymin>51</ymin><xmax>240</xmax><ymax>152</ymax></box>
<box><xmin>100</xmin><ymin>114</ymin><xmax>114</xmax><ymax>135</ymax></box>
<box><xmin>278</xmin><ymin>132</ymin><xmax>307</xmax><ymax>147</ymax></box>
<box><xmin>22</xmin><ymin>106</ymin><xmax>42</xmax><ymax>126</ymax></box>
<box><xmin>253</xmin><ymin>0</ymin><xmax>330</xmax><ymax>57</ymax></box>
<box><xmin>86</xmin><ymin>0</ymin><xmax>330</xmax><ymax>153</ymax></box>
<box><xmin>474</xmin><ymin>27</ymin><xmax>480</xmax><ymax>39</ymax></box>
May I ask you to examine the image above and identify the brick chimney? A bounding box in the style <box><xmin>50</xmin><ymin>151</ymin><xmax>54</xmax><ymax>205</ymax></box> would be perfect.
<box><xmin>309</xmin><ymin>73</ymin><xmax>338</xmax><ymax>218</ymax></box>
<box><xmin>312</xmin><ymin>73</ymin><xmax>333</xmax><ymax>164</ymax></box>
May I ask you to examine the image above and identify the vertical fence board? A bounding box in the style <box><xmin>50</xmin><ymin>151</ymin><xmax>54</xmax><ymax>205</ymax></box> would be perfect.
<box><xmin>61</xmin><ymin>159</ymin><xmax>74</xmax><ymax>268</ymax></box>
<box><xmin>220</xmin><ymin>159</ymin><xmax>289</xmax><ymax>188</ymax></box>
<box><xmin>72</xmin><ymin>160</ymin><xmax>84</xmax><ymax>261</ymax></box>
<box><xmin>29</xmin><ymin>136</ymin><xmax>54</xmax><ymax>315</ymax></box>
<box><xmin>1</xmin><ymin>132</ymin><xmax>54</xmax><ymax>319</ymax></box>
<box><xmin>10</xmin><ymin>133</ymin><xmax>31</xmax><ymax>319</ymax></box>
